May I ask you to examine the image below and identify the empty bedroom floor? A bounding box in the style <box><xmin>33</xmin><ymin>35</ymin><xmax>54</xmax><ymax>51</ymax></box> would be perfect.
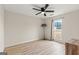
<box><xmin>5</xmin><ymin>40</ymin><xmax>65</xmax><ymax>55</ymax></box>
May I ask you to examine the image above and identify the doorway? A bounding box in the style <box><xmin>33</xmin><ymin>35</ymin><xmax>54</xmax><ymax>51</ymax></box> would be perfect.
<box><xmin>52</xmin><ymin>18</ymin><xmax>62</xmax><ymax>42</ymax></box>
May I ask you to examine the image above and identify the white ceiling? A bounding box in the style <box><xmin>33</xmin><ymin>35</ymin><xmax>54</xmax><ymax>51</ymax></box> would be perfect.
<box><xmin>4</xmin><ymin>4</ymin><xmax>79</xmax><ymax>17</ymax></box>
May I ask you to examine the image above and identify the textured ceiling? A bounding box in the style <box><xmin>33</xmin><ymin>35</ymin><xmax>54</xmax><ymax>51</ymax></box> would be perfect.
<box><xmin>4</xmin><ymin>4</ymin><xmax>79</xmax><ymax>17</ymax></box>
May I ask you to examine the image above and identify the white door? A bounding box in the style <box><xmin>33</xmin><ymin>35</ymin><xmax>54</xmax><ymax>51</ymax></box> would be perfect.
<box><xmin>52</xmin><ymin>19</ymin><xmax>62</xmax><ymax>42</ymax></box>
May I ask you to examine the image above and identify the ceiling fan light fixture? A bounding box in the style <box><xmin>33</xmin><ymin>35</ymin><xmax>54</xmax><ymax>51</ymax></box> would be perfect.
<box><xmin>41</xmin><ymin>12</ymin><xmax>44</xmax><ymax>14</ymax></box>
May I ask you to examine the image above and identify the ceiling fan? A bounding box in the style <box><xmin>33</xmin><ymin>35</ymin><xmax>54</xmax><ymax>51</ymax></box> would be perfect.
<box><xmin>32</xmin><ymin>4</ymin><xmax>54</xmax><ymax>16</ymax></box>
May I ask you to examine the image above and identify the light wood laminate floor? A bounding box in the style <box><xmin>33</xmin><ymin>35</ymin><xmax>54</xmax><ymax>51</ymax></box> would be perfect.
<box><xmin>5</xmin><ymin>40</ymin><xmax>65</xmax><ymax>55</ymax></box>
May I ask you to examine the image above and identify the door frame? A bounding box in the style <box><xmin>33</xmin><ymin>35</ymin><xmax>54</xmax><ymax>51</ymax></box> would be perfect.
<box><xmin>50</xmin><ymin>19</ymin><xmax>54</xmax><ymax>41</ymax></box>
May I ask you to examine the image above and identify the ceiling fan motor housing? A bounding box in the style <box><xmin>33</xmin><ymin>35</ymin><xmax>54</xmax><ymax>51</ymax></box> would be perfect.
<box><xmin>41</xmin><ymin>8</ymin><xmax>45</xmax><ymax>12</ymax></box>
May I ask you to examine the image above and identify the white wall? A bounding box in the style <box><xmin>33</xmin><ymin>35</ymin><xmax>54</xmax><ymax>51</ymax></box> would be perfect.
<box><xmin>45</xmin><ymin>17</ymin><xmax>52</xmax><ymax>40</ymax></box>
<box><xmin>53</xmin><ymin>10</ymin><xmax>79</xmax><ymax>42</ymax></box>
<box><xmin>62</xmin><ymin>10</ymin><xmax>79</xmax><ymax>42</ymax></box>
<box><xmin>0</xmin><ymin>5</ymin><xmax>4</xmax><ymax>52</ymax></box>
<box><xmin>5</xmin><ymin>11</ymin><xmax>44</xmax><ymax>47</ymax></box>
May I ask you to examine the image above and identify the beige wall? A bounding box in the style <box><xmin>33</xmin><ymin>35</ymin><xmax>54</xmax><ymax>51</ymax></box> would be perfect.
<box><xmin>0</xmin><ymin>5</ymin><xmax>4</xmax><ymax>52</ymax></box>
<box><xmin>5</xmin><ymin>11</ymin><xmax>44</xmax><ymax>47</ymax></box>
<box><xmin>53</xmin><ymin>10</ymin><xmax>79</xmax><ymax>42</ymax></box>
<box><xmin>62</xmin><ymin>10</ymin><xmax>79</xmax><ymax>42</ymax></box>
<box><xmin>45</xmin><ymin>17</ymin><xmax>52</xmax><ymax>40</ymax></box>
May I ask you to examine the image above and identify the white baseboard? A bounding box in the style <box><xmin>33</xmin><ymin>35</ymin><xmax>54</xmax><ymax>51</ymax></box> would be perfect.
<box><xmin>5</xmin><ymin>39</ymin><xmax>40</xmax><ymax>48</ymax></box>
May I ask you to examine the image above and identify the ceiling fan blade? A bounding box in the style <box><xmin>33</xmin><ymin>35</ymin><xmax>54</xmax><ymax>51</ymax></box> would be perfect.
<box><xmin>35</xmin><ymin>12</ymin><xmax>42</xmax><ymax>15</ymax></box>
<box><xmin>44</xmin><ymin>13</ymin><xmax>46</xmax><ymax>16</ymax></box>
<box><xmin>45</xmin><ymin>4</ymin><xmax>49</xmax><ymax>9</ymax></box>
<box><xmin>45</xmin><ymin>10</ymin><xmax>54</xmax><ymax>12</ymax></box>
<box><xmin>33</xmin><ymin>8</ymin><xmax>41</xmax><ymax>11</ymax></box>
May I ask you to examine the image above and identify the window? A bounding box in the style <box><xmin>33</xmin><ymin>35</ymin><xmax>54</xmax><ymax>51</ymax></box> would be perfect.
<box><xmin>54</xmin><ymin>19</ymin><xmax>62</xmax><ymax>30</ymax></box>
